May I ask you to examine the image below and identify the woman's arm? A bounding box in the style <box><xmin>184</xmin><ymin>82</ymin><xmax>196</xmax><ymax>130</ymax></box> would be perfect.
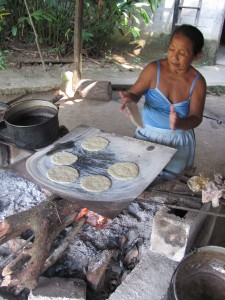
<box><xmin>170</xmin><ymin>75</ymin><xmax>206</xmax><ymax>130</ymax></box>
<box><xmin>119</xmin><ymin>62</ymin><xmax>155</xmax><ymax>111</ymax></box>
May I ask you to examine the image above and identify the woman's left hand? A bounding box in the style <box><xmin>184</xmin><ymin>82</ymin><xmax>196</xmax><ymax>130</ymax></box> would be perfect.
<box><xmin>170</xmin><ymin>105</ymin><xmax>179</xmax><ymax>130</ymax></box>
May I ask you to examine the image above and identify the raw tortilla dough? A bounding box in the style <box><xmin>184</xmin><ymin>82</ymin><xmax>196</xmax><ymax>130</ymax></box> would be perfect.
<box><xmin>107</xmin><ymin>162</ymin><xmax>139</xmax><ymax>180</ymax></box>
<box><xmin>47</xmin><ymin>166</ymin><xmax>79</xmax><ymax>183</ymax></box>
<box><xmin>126</xmin><ymin>102</ymin><xmax>144</xmax><ymax>128</ymax></box>
<box><xmin>81</xmin><ymin>136</ymin><xmax>109</xmax><ymax>151</ymax></box>
<box><xmin>81</xmin><ymin>175</ymin><xmax>111</xmax><ymax>192</ymax></box>
<box><xmin>51</xmin><ymin>151</ymin><xmax>78</xmax><ymax>165</ymax></box>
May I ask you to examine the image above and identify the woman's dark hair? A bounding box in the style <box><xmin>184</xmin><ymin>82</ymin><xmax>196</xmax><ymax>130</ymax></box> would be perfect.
<box><xmin>171</xmin><ymin>24</ymin><xmax>204</xmax><ymax>55</ymax></box>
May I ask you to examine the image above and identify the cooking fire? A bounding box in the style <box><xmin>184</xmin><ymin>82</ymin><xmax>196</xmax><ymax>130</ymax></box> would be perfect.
<box><xmin>74</xmin><ymin>208</ymin><xmax>112</xmax><ymax>229</ymax></box>
<box><xmin>0</xmin><ymin>168</ymin><xmax>156</xmax><ymax>300</ymax></box>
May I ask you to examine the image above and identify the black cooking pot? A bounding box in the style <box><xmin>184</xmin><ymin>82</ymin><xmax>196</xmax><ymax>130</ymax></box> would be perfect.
<box><xmin>0</xmin><ymin>99</ymin><xmax>59</xmax><ymax>150</ymax></box>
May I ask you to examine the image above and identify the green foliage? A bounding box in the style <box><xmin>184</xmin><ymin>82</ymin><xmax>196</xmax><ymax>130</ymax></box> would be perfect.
<box><xmin>134</xmin><ymin>56</ymin><xmax>143</xmax><ymax>64</ymax></box>
<box><xmin>83</xmin><ymin>0</ymin><xmax>162</xmax><ymax>56</ymax></box>
<box><xmin>0</xmin><ymin>50</ymin><xmax>8</xmax><ymax>69</ymax></box>
<box><xmin>207</xmin><ymin>86</ymin><xmax>225</xmax><ymax>96</ymax></box>
<box><xmin>148</xmin><ymin>0</ymin><xmax>161</xmax><ymax>12</ymax></box>
<box><xmin>0</xmin><ymin>0</ymin><xmax>76</xmax><ymax>53</ymax></box>
<box><xmin>0</xmin><ymin>6</ymin><xmax>10</xmax><ymax>43</ymax></box>
<box><xmin>0</xmin><ymin>0</ymin><xmax>162</xmax><ymax>57</ymax></box>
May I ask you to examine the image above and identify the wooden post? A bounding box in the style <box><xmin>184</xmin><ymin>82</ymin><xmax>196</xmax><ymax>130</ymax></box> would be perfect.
<box><xmin>73</xmin><ymin>0</ymin><xmax>84</xmax><ymax>87</ymax></box>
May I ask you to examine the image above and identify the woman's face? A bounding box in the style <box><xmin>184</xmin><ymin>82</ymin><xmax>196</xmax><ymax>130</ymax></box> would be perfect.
<box><xmin>167</xmin><ymin>33</ymin><xmax>196</xmax><ymax>72</ymax></box>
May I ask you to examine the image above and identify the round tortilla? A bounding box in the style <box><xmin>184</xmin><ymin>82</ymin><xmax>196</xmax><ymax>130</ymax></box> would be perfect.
<box><xmin>51</xmin><ymin>151</ymin><xmax>78</xmax><ymax>165</ymax></box>
<box><xmin>81</xmin><ymin>175</ymin><xmax>111</xmax><ymax>192</ymax></box>
<box><xmin>107</xmin><ymin>162</ymin><xmax>139</xmax><ymax>180</ymax></box>
<box><xmin>47</xmin><ymin>166</ymin><xmax>79</xmax><ymax>183</ymax></box>
<box><xmin>81</xmin><ymin>136</ymin><xmax>109</xmax><ymax>151</ymax></box>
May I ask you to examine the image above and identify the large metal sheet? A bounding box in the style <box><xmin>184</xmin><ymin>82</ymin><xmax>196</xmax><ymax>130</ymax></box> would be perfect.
<box><xmin>26</xmin><ymin>125</ymin><xmax>176</xmax><ymax>217</ymax></box>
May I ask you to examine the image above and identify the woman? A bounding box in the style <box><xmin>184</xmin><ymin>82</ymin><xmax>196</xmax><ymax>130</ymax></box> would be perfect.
<box><xmin>119</xmin><ymin>24</ymin><xmax>206</xmax><ymax>178</ymax></box>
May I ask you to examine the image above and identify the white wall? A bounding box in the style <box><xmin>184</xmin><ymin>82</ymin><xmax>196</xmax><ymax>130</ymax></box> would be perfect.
<box><xmin>150</xmin><ymin>0</ymin><xmax>225</xmax><ymax>41</ymax></box>
<box><xmin>198</xmin><ymin>1</ymin><xmax>225</xmax><ymax>41</ymax></box>
<box><xmin>114</xmin><ymin>0</ymin><xmax>225</xmax><ymax>64</ymax></box>
<box><xmin>151</xmin><ymin>0</ymin><xmax>174</xmax><ymax>34</ymax></box>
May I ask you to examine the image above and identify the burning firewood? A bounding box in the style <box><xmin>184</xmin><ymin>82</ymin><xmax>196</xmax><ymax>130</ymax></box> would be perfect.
<box><xmin>0</xmin><ymin>196</ymin><xmax>81</xmax><ymax>296</ymax></box>
<box><xmin>0</xmin><ymin>196</ymin><xmax>112</xmax><ymax>298</ymax></box>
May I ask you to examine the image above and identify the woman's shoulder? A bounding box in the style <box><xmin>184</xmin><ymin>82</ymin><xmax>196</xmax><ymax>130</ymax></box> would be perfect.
<box><xmin>190</xmin><ymin>66</ymin><xmax>206</xmax><ymax>84</ymax></box>
<box><xmin>143</xmin><ymin>60</ymin><xmax>161</xmax><ymax>72</ymax></box>
<box><xmin>145</xmin><ymin>59</ymin><xmax>165</xmax><ymax>66</ymax></box>
<box><xmin>189</xmin><ymin>67</ymin><xmax>207</xmax><ymax>96</ymax></box>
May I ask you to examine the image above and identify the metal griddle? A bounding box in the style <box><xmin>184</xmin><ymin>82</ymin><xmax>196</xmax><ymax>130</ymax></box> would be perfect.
<box><xmin>24</xmin><ymin>125</ymin><xmax>176</xmax><ymax>218</ymax></box>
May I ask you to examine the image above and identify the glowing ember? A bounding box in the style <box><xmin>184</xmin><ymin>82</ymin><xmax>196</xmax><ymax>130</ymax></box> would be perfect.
<box><xmin>74</xmin><ymin>208</ymin><xmax>112</xmax><ymax>229</ymax></box>
<box><xmin>74</xmin><ymin>208</ymin><xmax>89</xmax><ymax>220</ymax></box>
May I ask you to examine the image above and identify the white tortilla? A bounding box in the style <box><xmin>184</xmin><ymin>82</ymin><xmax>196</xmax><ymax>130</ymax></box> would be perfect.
<box><xmin>81</xmin><ymin>136</ymin><xmax>109</xmax><ymax>151</ymax></box>
<box><xmin>126</xmin><ymin>102</ymin><xmax>144</xmax><ymax>128</ymax></box>
<box><xmin>47</xmin><ymin>166</ymin><xmax>79</xmax><ymax>184</ymax></box>
<box><xmin>51</xmin><ymin>151</ymin><xmax>78</xmax><ymax>165</ymax></box>
<box><xmin>107</xmin><ymin>162</ymin><xmax>139</xmax><ymax>180</ymax></box>
<box><xmin>81</xmin><ymin>175</ymin><xmax>111</xmax><ymax>192</ymax></box>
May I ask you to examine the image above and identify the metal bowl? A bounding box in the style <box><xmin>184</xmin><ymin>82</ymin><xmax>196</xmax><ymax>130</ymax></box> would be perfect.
<box><xmin>169</xmin><ymin>246</ymin><xmax>225</xmax><ymax>300</ymax></box>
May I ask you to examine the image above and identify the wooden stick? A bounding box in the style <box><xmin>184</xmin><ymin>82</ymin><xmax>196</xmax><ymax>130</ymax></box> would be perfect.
<box><xmin>0</xmin><ymin>234</ymin><xmax>34</xmax><ymax>270</ymax></box>
<box><xmin>136</xmin><ymin>197</ymin><xmax>225</xmax><ymax>218</ymax></box>
<box><xmin>140</xmin><ymin>189</ymin><xmax>202</xmax><ymax>202</ymax></box>
<box><xmin>23</xmin><ymin>0</ymin><xmax>46</xmax><ymax>71</ymax></box>
<box><xmin>42</xmin><ymin>218</ymin><xmax>85</xmax><ymax>272</ymax></box>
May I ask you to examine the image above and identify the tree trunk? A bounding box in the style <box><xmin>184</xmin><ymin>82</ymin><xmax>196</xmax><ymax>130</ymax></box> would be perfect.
<box><xmin>73</xmin><ymin>0</ymin><xmax>84</xmax><ymax>86</ymax></box>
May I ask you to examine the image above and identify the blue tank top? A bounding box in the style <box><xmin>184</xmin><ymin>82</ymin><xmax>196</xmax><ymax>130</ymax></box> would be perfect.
<box><xmin>142</xmin><ymin>60</ymin><xmax>201</xmax><ymax>129</ymax></box>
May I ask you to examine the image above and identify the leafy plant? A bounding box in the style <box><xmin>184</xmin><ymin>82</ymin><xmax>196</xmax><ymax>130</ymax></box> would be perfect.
<box><xmin>83</xmin><ymin>0</ymin><xmax>162</xmax><ymax>56</ymax></box>
<box><xmin>134</xmin><ymin>57</ymin><xmax>143</xmax><ymax>64</ymax></box>
<box><xmin>0</xmin><ymin>6</ymin><xmax>10</xmax><ymax>44</ymax></box>
<box><xmin>0</xmin><ymin>0</ymin><xmax>162</xmax><ymax>57</ymax></box>
<box><xmin>207</xmin><ymin>86</ymin><xmax>225</xmax><ymax>96</ymax></box>
<box><xmin>0</xmin><ymin>50</ymin><xmax>7</xmax><ymax>69</ymax></box>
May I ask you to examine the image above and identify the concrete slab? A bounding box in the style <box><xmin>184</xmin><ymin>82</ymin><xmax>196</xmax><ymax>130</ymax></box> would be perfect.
<box><xmin>57</xmin><ymin>96</ymin><xmax>137</xmax><ymax>137</ymax></box>
<box><xmin>108</xmin><ymin>249</ymin><xmax>178</xmax><ymax>300</ymax></box>
<box><xmin>197</xmin><ymin>65</ymin><xmax>225</xmax><ymax>86</ymax></box>
<box><xmin>195</xmin><ymin>95</ymin><xmax>225</xmax><ymax>177</ymax></box>
<box><xmin>0</xmin><ymin>62</ymin><xmax>225</xmax><ymax>96</ymax></box>
<box><xmin>0</xmin><ymin>66</ymin><xmax>61</xmax><ymax>95</ymax></box>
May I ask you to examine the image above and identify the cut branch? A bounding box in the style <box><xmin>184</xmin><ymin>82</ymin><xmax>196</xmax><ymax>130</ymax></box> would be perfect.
<box><xmin>23</xmin><ymin>0</ymin><xmax>46</xmax><ymax>71</ymax></box>
<box><xmin>0</xmin><ymin>196</ymin><xmax>81</xmax><ymax>295</ymax></box>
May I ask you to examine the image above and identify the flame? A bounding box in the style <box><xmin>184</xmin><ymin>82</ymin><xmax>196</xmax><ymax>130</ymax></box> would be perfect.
<box><xmin>74</xmin><ymin>208</ymin><xmax>112</xmax><ymax>229</ymax></box>
<box><xmin>74</xmin><ymin>208</ymin><xmax>89</xmax><ymax>221</ymax></box>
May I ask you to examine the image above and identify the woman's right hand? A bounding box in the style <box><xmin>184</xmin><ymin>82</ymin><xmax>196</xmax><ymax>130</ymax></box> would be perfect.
<box><xmin>119</xmin><ymin>91</ymin><xmax>137</xmax><ymax>112</ymax></box>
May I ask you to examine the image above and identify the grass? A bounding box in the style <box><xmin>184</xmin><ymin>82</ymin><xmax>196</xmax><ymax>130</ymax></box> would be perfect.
<box><xmin>206</xmin><ymin>85</ymin><xmax>225</xmax><ymax>96</ymax></box>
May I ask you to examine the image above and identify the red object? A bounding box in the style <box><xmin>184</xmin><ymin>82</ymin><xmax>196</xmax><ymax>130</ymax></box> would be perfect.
<box><xmin>74</xmin><ymin>208</ymin><xmax>112</xmax><ymax>229</ymax></box>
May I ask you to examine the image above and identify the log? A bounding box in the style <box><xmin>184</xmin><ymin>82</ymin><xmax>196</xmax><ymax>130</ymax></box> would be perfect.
<box><xmin>0</xmin><ymin>196</ymin><xmax>81</xmax><ymax>296</ymax></box>
<box><xmin>74</xmin><ymin>79</ymin><xmax>112</xmax><ymax>101</ymax></box>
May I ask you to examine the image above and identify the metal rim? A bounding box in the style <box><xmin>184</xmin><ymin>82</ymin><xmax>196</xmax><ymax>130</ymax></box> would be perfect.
<box><xmin>4</xmin><ymin>99</ymin><xmax>58</xmax><ymax>128</ymax></box>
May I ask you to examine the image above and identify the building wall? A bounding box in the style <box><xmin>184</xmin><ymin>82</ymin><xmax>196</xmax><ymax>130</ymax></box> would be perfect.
<box><xmin>114</xmin><ymin>0</ymin><xmax>225</xmax><ymax>65</ymax></box>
